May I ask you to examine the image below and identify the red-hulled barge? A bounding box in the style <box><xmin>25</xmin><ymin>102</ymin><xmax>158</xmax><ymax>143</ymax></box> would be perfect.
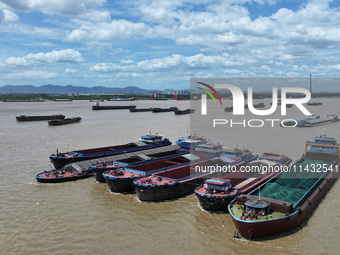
<box><xmin>103</xmin><ymin>153</ymin><xmax>195</xmax><ymax>193</ymax></box>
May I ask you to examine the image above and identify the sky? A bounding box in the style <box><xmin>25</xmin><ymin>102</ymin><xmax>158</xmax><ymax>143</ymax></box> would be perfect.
<box><xmin>0</xmin><ymin>0</ymin><xmax>340</xmax><ymax>91</ymax></box>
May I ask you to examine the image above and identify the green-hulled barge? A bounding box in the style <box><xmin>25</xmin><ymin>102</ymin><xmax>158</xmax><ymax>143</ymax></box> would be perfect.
<box><xmin>229</xmin><ymin>135</ymin><xmax>340</xmax><ymax>239</ymax></box>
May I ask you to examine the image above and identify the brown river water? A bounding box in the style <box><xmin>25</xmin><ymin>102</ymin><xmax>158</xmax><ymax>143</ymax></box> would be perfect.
<box><xmin>1</xmin><ymin>99</ymin><xmax>340</xmax><ymax>255</ymax></box>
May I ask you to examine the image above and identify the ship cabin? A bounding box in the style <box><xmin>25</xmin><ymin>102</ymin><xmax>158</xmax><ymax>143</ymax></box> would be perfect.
<box><xmin>178</xmin><ymin>139</ymin><xmax>203</xmax><ymax>151</ymax></box>
<box><xmin>221</xmin><ymin>148</ymin><xmax>254</xmax><ymax>162</ymax></box>
<box><xmin>140</xmin><ymin>134</ymin><xmax>164</xmax><ymax>144</ymax></box>
<box><xmin>306</xmin><ymin>136</ymin><xmax>340</xmax><ymax>154</ymax></box>
<box><xmin>204</xmin><ymin>178</ymin><xmax>232</xmax><ymax>193</ymax></box>
<box><xmin>244</xmin><ymin>199</ymin><xmax>271</xmax><ymax>216</ymax></box>
<box><xmin>194</xmin><ymin>143</ymin><xmax>223</xmax><ymax>156</ymax></box>
<box><xmin>259</xmin><ymin>153</ymin><xmax>291</xmax><ymax>165</ymax></box>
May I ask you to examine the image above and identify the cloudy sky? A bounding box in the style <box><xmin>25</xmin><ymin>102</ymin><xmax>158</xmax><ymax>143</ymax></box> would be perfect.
<box><xmin>1</xmin><ymin>0</ymin><xmax>340</xmax><ymax>90</ymax></box>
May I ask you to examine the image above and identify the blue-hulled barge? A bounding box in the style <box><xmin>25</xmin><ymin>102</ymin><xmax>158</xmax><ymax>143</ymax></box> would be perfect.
<box><xmin>49</xmin><ymin>134</ymin><xmax>171</xmax><ymax>169</ymax></box>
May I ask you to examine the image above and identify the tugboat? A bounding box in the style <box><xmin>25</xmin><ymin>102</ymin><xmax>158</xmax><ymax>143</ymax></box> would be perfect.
<box><xmin>35</xmin><ymin>168</ymin><xmax>92</xmax><ymax>183</ymax></box>
<box><xmin>228</xmin><ymin>133</ymin><xmax>340</xmax><ymax>239</ymax></box>
<box><xmin>49</xmin><ymin>134</ymin><xmax>171</xmax><ymax>169</ymax></box>
<box><xmin>195</xmin><ymin>155</ymin><xmax>290</xmax><ymax>212</ymax></box>
<box><xmin>103</xmin><ymin>153</ymin><xmax>195</xmax><ymax>193</ymax></box>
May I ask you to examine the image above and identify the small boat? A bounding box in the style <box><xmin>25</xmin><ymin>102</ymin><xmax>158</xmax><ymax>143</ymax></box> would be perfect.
<box><xmin>152</xmin><ymin>107</ymin><xmax>178</xmax><ymax>112</ymax></box>
<box><xmin>129</xmin><ymin>108</ymin><xmax>154</xmax><ymax>112</ymax></box>
<box><xmin>92</xmin><ymin>102</ymin><xmax>136</xmax><ymax>110</ymax></box>
<box><xmin>49</xmin><ymin>134</ymin><xmax>171</xmax><ymax>169</ymax></box>
<box><xmin>174</xmin><ymin>109</ymin><xmax>195</xmax><ymax>115</ymax></box>
<box><xmin>307</xmin><ymin>102</ymin><xmax>323</xmax><ymax>106</ymax></box>
<box><xmin>195</xmin><ymin>159</ymin><xmax>284</xmax><ymax>211</ymax></box>
<box><xmin>228</xmin><ymin>134</ymin><xmax>340</xmax><ymax>239</ymax></box>
<box><xmin>35</xmin><ymin>169</ymin><xmax>92</xmax><ymax>183</ymax></box>
<box><xmin>16</xmin><ymin>115</ymin><xmax>65</xmax><ymax>121</ymax></box>
<box><xmin>48</xmin><ymin>117</ymin><xmax>81</xmax><ymax>126</ymax></box>
<box><xmin>224</xmin><ymin>106</ymin><xmax>233</xmax><ymax>112</ymax></box>
<box><xmin>296</xmin><ymin>113</ymin><xmax>339</xmax><ymax>127</ymax></box>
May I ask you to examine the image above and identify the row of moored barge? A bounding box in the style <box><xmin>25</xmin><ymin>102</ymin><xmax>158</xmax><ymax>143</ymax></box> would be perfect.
<box><xmin>35</xmin><ymin>133</ymin><xmax>340</xmax><ymax>239</ymax></box>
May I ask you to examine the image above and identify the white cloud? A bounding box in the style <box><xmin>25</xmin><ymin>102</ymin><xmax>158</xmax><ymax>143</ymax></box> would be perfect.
<box><xmin>66</xmin><ymin>19</ymin><xmax>148</xmax><ymax>42</ymax></box>
<box><xmin>0</xmin><ymin>9</ymin><xmax>19</xmax><ymax>23</ymax></box>
<box><xmin>90</xmin><ymin>53</ymin><xmax>237</xmax><ymax>75</ymax></box>
<box><xmin>65</xmin><ymin>68</ymin><xmax>77</xmax><ymax>73</ymax></box>
<box><xmin>1</xmin><ymin>0</ymin><xmax>105</xmax><ymax>15</ymax></box>
<box><xmin>5</xmin><ymin>49</ymin><xmax>85</xmax><ymax>66</ymax></box>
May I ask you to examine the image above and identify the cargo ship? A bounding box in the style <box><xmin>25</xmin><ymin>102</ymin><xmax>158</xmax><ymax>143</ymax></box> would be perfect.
<box><xmin>134</xmin><ymin>148</ymin><xmax>257</xmax><ymax>202</ymax></box>
<box><xmin>296</xmin><ymin>113</ymin><xmax>339</xmax><ymax>127</ymax></box>
<box><xmin>91</xmin><ymin>145</ymin><xmax>185</xmax><ymax>183</ymax></box>
<box><xmin>228</xmin><ymin>134</ymin><xmax>340</xmax><ymax>239</ymax></box>
<box><xmin>129</xmin><ymin>108</ymin><xmax>154</xmax><ymax>112</ymax></box>
<box><xmin>48</xmin><ymin>117</ymin><xmax>81</xmax><ymax>126</ymax></box>
<box><xmin>92</xmin><ymin>104</ymin><xmax>136</xmax><ymax>110</ymax></box>
<box><xmin>195</xmin><ymin>155</ymin><xmax>290</xmax><ymax>211</ymax></box>
<box><xmin>103</xmin><ymin>153</ymin><xmax>196</xmax><ymax>193</ymax></box>
<box><xmin>152</xmin><ymin>107</ymin><xmax>178</xmax><ymax>112</ymax></box>
<box><xmin>16</xmin><ymin>115</ymin><xmax>65</xmax><ymax>121</ymax></box>
<box><xmin>49</xmin><ymin>134</ymin><xmax>171</xmax><ymax>169</ymax></box>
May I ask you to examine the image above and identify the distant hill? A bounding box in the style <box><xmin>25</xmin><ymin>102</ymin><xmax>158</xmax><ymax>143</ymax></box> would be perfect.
<box><xmin>0</xmin><ymin>85</ymin><xmax>163</xmax><ymax>94</ymax></box>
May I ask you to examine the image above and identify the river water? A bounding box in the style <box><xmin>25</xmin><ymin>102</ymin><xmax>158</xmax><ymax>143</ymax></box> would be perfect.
<box><xmin>1</xmin><ymin>99</ymin><xmax>339</xmax><ymax>254</ymax></box>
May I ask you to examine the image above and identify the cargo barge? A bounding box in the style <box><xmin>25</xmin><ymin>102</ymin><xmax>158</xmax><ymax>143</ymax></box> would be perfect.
<box><xmin>16</xmin><ymin>115</ymin><xmax>65</xmax><ymax>121</ymax></box>
<box><xmin>228</xmin><ymin>134</ymin><xmax>340</xmax><ymax>239</ymax></box>
<box><xmin>103</xmin><ymin>153</ymin><xmax>196</xmax><ymax>193</ymax></box>
<box><xmin>91</xmin><ymin>146</ymin><xmax>185</xmax><ymax>183</ymax></box>
<box><xmin>195</xmin><ymin>154</ymin><xmax>291</xmax><ymax>212</ymax></box>
<box><xmin>49</xmin><ymin>134</ymin><xmax>171</xmax><ymax>169</ymax></box>
<box><xmin>296</xmin><ymin>113</ymin><xmax>339</xmax><ymax>127</ymax></box>
<box><xmin>134</xmin><ymin>147</ymin><xmax>257</xmax><ymax>202</ymax></box>
<box><xmin>92</xmin><ymin>104</ymin><xmax>136</xmax><ymax>110</ymax></box>
<box><xmin>48</xmin><ymin>117</ymin><xmax>81</xmax><ymax>126</ymax></box>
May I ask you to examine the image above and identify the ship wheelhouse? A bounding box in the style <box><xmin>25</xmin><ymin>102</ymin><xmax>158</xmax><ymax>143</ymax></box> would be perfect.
<box><xmin>204</xmin><ymin>178</ymin><xmax>232</xmax><ymax>193</ymax></box>
<box><xmin>244</xmin><ymin>199</ymin><xmax>271</xmax><ymax>216</ymax></box>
